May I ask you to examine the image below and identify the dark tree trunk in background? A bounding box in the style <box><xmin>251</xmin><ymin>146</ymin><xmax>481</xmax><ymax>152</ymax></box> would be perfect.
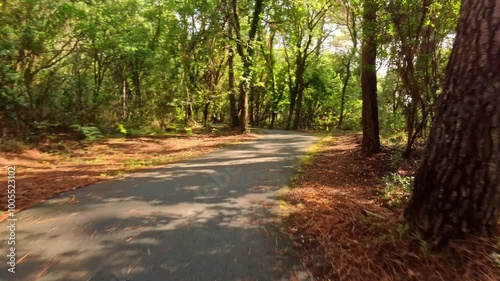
<box><xmin>269</xmin><ymin>111</ymin><xmax>277</xmax><ymax>129</ymax></box>
<box><xmin>228</xmin><ymin>25</ymin><xmax>239</xmax><ymax>127</ymax></box>
<box><xmin>249</xmin><ymin>84</ymin><xmax>255</xmax><ymax>124</ymax></box>
<box><xmin>405</xmin><ymin>0</ymin><xmax>500</xmax><ymax>248</ymax></box>
<box><xmin>292</xmin><ymin>61</ymin><xmax>306</xmax><ymax>130</ymax></box>
<box><xmin>232</xmin><ymin>0</ymin><xmax>263</xmax><ymax>132</ymax></box>
<box><xmin>203</xmin><ymin>100</ymin><xmax>210</xmax><ymax>127</ymax></box>
<box><xmin>361</xmin><ymin>0</ymin><xmax>380</xmax><ymax>155</ymax></box>
<box><xmin>264</xmin><ymin>31</ymin><xmax>278</xmax><ymax>130</ymax></box>
<box><xmin>338</xmin><ymin>59</ymin><xmax>351</xmax><ymax>129</ymax></box>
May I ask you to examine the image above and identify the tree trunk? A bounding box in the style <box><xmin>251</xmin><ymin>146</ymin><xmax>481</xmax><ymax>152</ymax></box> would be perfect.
<box><xmin>361</xmin><ymin>0</ymin><xmax>380</xmax><ymax>155</ymax></box>
<box><xmin>390</xmin><ymin>0</ymin><xmax>434</xmax><ymax>160</ymax></box>
<box><xmin>338</xmin><ymin>59</ymin><xmax>351</xmax><ymax>129</ymax></box>
<box><xmin>228</xmin><ymin>25</ymin><xmax>239</xmax><ymax>127</ymax></box>
<box><xmin>249</xmin><ymin>84</ymin><xmax>255</xmax><ymax>124</ymax></box>
<box><xmin>184</xmin><ymin>85</ymin><xmax>194</xmax><ymax>125</ymax></box>
<box><xmin>203</xmin><ymin>100</ymin><xmax>210</xmax><ymax>127</ymax></box>
<box><xmin>405</xmin><ymin>0</ymin><xmax>500</xmax><ymax>248</ymax></box>
<box><xmin>339</xmin><ymin>4</ymin><xmax>358</xmax><ymax>129</ymax></box>
<box><xmin>132</xmin><ymin>65</ymin><xmax>142</xmax><ymax>118</ymax></box>
<box><xmin>121</xmin><ymin>79</ymin><xmax>127</xmax><ymax>119</ymax></box>
<box><xmin>292</xmin><ymin>61</ymin><xmax>306</xmax><ymax>130</ymax></box>
<box><xmin>232</xmin><ymin>0</ymin><xmax>263</xmax><ymax>132</ymax></box>
<box><xmin>265</xmin><ymin>31</ymin><xmax>278</xmax><ymax>130</ymax></box>
<box><xmin>286</xmin><ymin>86</ymin><xmax>296</xmax><ymax>130</ymax></box>
<box><xmin>269</xmin><ymin>111</ymin><xmax>277</xmax><ymax>129</ymax></box>
<box><xmin>238</xmin><ymin>67</ymin><xmax>250</xmax><ymax>131</ymax></box>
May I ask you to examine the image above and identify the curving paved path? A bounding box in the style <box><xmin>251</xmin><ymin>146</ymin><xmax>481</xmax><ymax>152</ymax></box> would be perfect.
<box><xmin>0</xmin><ymin>130</ymin><xmax>317</xmax><ymax>281</ymax></box>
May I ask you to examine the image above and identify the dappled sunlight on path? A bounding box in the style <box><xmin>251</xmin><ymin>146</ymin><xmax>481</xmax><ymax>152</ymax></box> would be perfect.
<box><xmin>0</xmin><ymin>131</ymin><xmax>316</xmax><ymax>281</ymax></box>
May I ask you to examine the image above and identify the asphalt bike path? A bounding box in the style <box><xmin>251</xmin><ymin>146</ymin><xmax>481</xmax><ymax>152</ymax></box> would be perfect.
<box><xmin>0</xmin><ymin>130</ymin><xmax>318</xmax><ymax>281</ymax></box>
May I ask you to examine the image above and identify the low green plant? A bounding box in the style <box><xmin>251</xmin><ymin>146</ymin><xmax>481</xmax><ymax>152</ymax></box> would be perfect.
<box><xmin>380</xmin><ymin>172</ymin><xmax>414</xmax><ymax>207</ymax></box>
<box><xmin>118</xmin><ymin>124</ymin><xmax>128</xmax><ymax>135</ymax></box>
<box><xmin>184</xmin><ymin>127</ymin><xmax>193</xmax><ymax>136</ymax></box>
<box><xmin>69</xmin><ymin>124</ymin><xmax>81</xmax><ymax>131</ymax></box>
<box><xmin>81</xmin><ymin>126</ymin><xmax>105</xmax><ymax>140</ymax></box>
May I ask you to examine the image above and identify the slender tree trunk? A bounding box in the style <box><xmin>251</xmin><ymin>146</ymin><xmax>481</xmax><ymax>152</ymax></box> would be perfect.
<box><xmin>255</xmin><ymin>84</ymin><xmax>261</xmax><ymax>125</ymax></box>
<box><xmin>292</xmin><ymin>62</ymin><xmax>305</xmax><ymax>130</ymax></box>
<box><xmin>203</xmin><ymin>100</ymin><xmax>210</xmax><ymax>127</ymax></box>
<box><xmin>131</xmin><ymin>63</ymin><xmax>142</xmax><ymax>118</ymax></box>
<box><xmin>391</xmin><ymin>0</ymin><xmax>433</xmax><ymax>159</ymax></box>
<box><xmin>184</xmin><ymin>85</ymin><xmax>193</xmax><ymax>125</ymax></box>
<box><xmin>405</xmin><ymin>0</ymin><xmax>500</xmax><ymax>248</ymax></box>
<box><xmin>74</xmin><ymin>63</ymin><xmax>84</xmax><ymax>123</ymax></box>
<box><xmin>361</xmin><ymin>0</ymin><xmax>380</xmax><ymax>155</ymax></box>
<box><xmin>249</xmin><ymin>84</ymin><xmax>255</xmax><ymax>124</ymax></box>
<box><xmin>338</xmin><ymin>59</ymin><xmax>351</xmax><ymax>129</ymax></box>
<box><xmin>238</xmin><ymin>67</ymin><xmax>250</xmax><ymax>131</ymax></box>
<box><xmin>285</xmin><ymin>44</ymin><xmax>301</xmax><ymax>130</ymax></box>
<box><xmin>270</xmin><ymin>111</ymin><xmax>277</xmax><ymax>129</ymax></box>
<box><xmin>339</xmin><ymin>4</ymin><xmax>358</xmax><ymax>129</ymax></box>
<box><xmin>286</xmin><ymin>87</ymin><xmax>296</xmax><ymax>130</ymax></box>
<box><xmin>265</xmin><ymin>31</ymin><xmax>278</xmax><ymax>130</ymax></box>
<box><xmin>232</xmin><ymin>0</ymin><xmax>263</xmax><ymax>132</ymax></box>
<box><xmin>315</xmin><ymin>19</ymin><xmax>325</xmax><ymax>57</ymax></box>
<box><xmin>228</xmin><ymin>25</ymin><xmax>239</xmax><ymax>127</ymax></box>
<box><xmin>121</xmin><ymin>79</ymin><xmax>127</xmax><ymax>119</ymax></box>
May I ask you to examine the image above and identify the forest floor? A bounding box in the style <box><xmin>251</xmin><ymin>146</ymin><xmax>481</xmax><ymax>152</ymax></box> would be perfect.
<box><xmin>285</xmin><ymin>132</ymin><xmax>499</xmax><ymax>281</ymax></box>
<box><xmin>0</xmin><ymin>129</ymin><xmax>258</xmax><ymax>220</ymax></box>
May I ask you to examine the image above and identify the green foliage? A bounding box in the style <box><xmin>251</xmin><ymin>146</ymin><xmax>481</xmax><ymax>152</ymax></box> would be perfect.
<box><xmin>118</xmin><ymin>124</ymin><xmax>128</xmax><ymax>135</ymax></box>
<box><xmin>69</xmin><ymin>124</ymin><xmax>81</xmax><ymax>131</ymax></box>
<box><xmin>80</xmin><ymin>126</ymin><xmax>104</xmax><ymax>141</ymax></box>
<box><xmin>0</xmin><ymin>0</ymin><xmax>459</xmax><ymax>143</ymax></box>
<box><xmin>378</xmin><ymin>72</ymin><xmax>406</xmax><ymax>132</ymax></box>
<box><xmin>338</xmin><ymin>97</ymin><xmax>363</xmax><ymax>131</ymax></box>
<box><xmin>380</xmin><ymin>173</ymin><xmax>414</xmax><ymax>207</ymax></box>
<box><xmin>183</xmin><ymin>127</ymin><xmax>193</xmax><ymax>136</ymax></box>
<box><xmin>34</xmin><ymin>121</ymin><xmax>61</xmax><ymax>131</ymax></box>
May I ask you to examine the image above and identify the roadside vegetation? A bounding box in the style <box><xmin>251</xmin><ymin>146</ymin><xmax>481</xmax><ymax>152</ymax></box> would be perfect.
<box><xmin>285</xmin><ymin>133</ymin><xmax>499</xmax><ymax>280</ymax></box>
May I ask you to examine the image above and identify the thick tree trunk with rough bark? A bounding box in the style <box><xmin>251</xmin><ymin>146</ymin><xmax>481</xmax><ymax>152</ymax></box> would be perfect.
<box><xmin>361</xmin><ymin>0</ymin><xmax>380</xmax><ymax>155</ymax></box>
<box><xmin>405</xmin><ymin>0</ymin><xmax>500</xmax><ymax>248</ymax></box>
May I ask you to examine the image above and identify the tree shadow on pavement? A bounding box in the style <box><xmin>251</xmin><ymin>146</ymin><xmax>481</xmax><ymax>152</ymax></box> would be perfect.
<box><xmin>0</xmin><ymin>131</ymin><xmax>316</xmax><ymax>281</ymax></box>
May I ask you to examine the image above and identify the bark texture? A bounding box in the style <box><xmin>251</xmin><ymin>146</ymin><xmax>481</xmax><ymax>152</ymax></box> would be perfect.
<box><xmin>406</xmin><ymin>0</ymin><xmax>500</xmax><ymax>247</ymax></box>
<box><xmin>361</xmin><ymin>0</ymin><xmax>380</xmax><ymax>155</ymax></box>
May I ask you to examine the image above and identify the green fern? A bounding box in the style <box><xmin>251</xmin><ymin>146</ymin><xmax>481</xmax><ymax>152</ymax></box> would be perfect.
<box><xmin>80</xmin><ymin>126</ymin><xmax>104</xmax><ymax>140</ymax></box>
